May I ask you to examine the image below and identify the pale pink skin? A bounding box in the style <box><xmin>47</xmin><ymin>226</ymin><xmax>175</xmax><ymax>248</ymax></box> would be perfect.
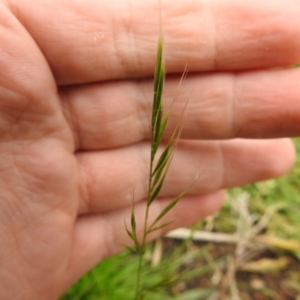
<box><xmin>0</xmin><ymin>0</ymin><xmax>300</xmax><ymax>298</ymax></box>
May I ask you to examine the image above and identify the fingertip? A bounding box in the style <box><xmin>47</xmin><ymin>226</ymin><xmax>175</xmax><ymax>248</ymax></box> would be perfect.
<box><xmin>267</xmin><ymin>138</ymin><xmax>296</xmax><ymax>177</ymax></box>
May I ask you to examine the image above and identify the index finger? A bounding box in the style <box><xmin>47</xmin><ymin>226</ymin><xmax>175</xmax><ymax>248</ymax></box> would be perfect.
<box><xmin>9</xmin><ymin>0</ymin><xmax>300</xmax><ymax>85</ymax></box>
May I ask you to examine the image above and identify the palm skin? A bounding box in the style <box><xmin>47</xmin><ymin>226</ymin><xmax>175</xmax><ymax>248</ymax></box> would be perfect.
<box><xmin>1</xmin><ymin>0</ymin><xmax>300</xmax><ymax>299</ymax></box>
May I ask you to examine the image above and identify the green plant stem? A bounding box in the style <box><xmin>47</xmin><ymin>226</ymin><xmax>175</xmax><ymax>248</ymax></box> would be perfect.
<box><xmin>135</xmin><ymin>153</ymin><xmax>155</xmax><ymax>299</ymax></box>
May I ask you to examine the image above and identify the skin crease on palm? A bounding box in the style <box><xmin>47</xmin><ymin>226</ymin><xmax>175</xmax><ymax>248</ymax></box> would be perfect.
<box><xmin>1</xmin><ymin>0</ymin><xmax>300</xmax><ymax>298</ymax></box>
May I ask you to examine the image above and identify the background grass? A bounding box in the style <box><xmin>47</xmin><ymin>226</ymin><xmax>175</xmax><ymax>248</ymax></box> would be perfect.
<box><xmin>61</xmin><ymin>139</ymin><xmax>300</xmax><ymax>300</ymax></box>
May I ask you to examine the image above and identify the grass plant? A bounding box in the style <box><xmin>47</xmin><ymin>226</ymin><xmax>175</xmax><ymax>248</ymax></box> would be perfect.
<box><xmin>125</xmin><ymin>37</ymin><xmax>188</xmax><ymax>300</ymax></box>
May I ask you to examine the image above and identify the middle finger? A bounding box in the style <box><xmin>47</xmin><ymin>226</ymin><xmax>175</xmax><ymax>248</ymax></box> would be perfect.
<box><xmin>61</xmin><ymin>67</ymin><xmax>300</xmax><ymax>151</ymax></box>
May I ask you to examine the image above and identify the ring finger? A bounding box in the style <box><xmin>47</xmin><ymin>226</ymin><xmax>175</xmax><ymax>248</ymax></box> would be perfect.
<box><xmin>76</xmin><ymin>138</ymin><xmax>294</xmax><ymax>214</ymax></box>
<box><xmin>61</xmin><ymin>68</ymin><xmax>300</xmax><ymax>151</ymax></box>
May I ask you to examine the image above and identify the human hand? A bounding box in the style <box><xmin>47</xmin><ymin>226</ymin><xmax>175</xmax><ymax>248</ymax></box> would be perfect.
<box><xmin>1</xmin><ymin>0</ymin><xmax>300</xmax><ymax>298</ymax></box>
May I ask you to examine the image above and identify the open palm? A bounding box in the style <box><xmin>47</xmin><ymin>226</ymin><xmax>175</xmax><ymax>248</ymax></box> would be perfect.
<box><xmin>1</xmin><ymin>0</ymin><xmax>300</xmax><ymax>299</ymax></box>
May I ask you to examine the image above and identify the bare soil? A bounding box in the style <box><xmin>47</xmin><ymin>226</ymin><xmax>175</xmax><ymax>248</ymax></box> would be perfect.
<box><xmin>162</xmin><ymin>238</ymin><xmax>300</xmax><ymax>300</ymax></box>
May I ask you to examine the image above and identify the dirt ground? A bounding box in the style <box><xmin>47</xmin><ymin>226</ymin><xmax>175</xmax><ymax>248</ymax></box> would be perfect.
<box><xmin>162</xmin><ymin>238</ymin><xmax>300</xmax><ymax>300</ymax></box>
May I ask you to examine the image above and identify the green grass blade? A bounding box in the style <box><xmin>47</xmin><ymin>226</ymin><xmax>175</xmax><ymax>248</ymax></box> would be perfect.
<box><xmin>152</xmin><ymin>158</ymin><xmax>170</xmax><ymax>190</ymax></box>
<box><xmin>151</xmin><ymin>125</ymin><xmax>183</xmax><ymax>196</ymax></box>
<box><xmin>149</xmin><ymin>191</ymin><xmax>186</xmax><ymax>230</ymax></box>
<box><xmin>152</xmin><ymin>140</ymin><xmax>172</xmax><ymax>176</ymax></box>
<box><xmin>125</xmin><ymin>192</ymin><xmax>141</xmax><ymax>251</ymax></box>
<box><xmin>125</xmin><ymin>226</ymin><xmax>134</xmax><ymax>240</ymax></box>
<box><xmin>123</xmin><ymin>245</ymin><xmax>138</xmax><ymax>254</ymax></box>
<box><xmin>147</xmin><ymin>221</ymin><xmax>174</xmax><ymax>234</ymax></box>
<box><xmin>148</xmin><ymin>173</ymin><xmax>167</xmax><ymax>206</ymax></box>
<box><xmin>125</xmin><ymin>227</ymin><xmax>140</xmax><ymax>251</ymax></box>
<box><xmin>125</xmin><ymin>225</ymin><xmax>136</xmax><ymax>243</ymax></box>
<box><xmin>153</xmin><ymin>106</ymin><xmax>163</xmax><ymax>155</ymax></box>
<box><xmin>150</xmin><ymin>130</ymin><xmax>183</xmax><ymax>206</ymax></box>
<box><xmin>153</xmin><ymin>112</ymin><xmax>170</xmax><ymax>155</ymax></box>
<box><xmin>131</xmin><ymin>205</ymin><xmax>137</xmax><ymax>234</ymax></box>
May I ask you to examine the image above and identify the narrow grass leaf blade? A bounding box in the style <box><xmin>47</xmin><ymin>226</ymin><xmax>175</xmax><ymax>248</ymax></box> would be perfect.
<box><xmin>152</xmin><ymin>82</ymin><xmax>163</xmax><ymax>142</ymax></box>
<box><xmin>125</xmin><ymin>226</ymin><xmax>135</xmax><ymax>241</ymax></box>
<box><xmin>148</xmin><ymin>173</ymin><xmax>167</xmax><ymax>205</ymax></box>
<box><xmin>150</xmin><ymin>191</ymin><xmax>186</xmax><ymax>229</ymax></box>
<box><xmin>152</xmin><ymin>155</ymin><xmax>169</xmax><ymax>189</ymax></box>
<box><xmin>151</xmin><ymin>132</ymin><xmax>176</xmax><ymax>191</ymax></box>
<box><xmin>151</xmin><ymin>167</ymin><xmax>164</xmax><ymax>195</ymax></box>
<box><xmin>131</xmin><ymin>207</ymin><xmax>137</xmax><ymax>234</ymax></box>
<box><xmin>153</xmin><ymin>79</ymin><xmax>163</xmax><ymax>126</ymax></box>
<box><xmin>153</xmin><ymin>112</ymin><xmax>169</xmax><ymax>154</ymax></box>
<box><xmin>147</xmin><ymin>221</ymin><xmax>174</xmax><ymax>234</ymax></box>
<box><xmin>150</xmin><ymin>136</ymin><xmax>177</xmax><ymax>199</ymax></box>
<box><xmin>153</xmin><ymin>106</ymin><xmax>162</xmax><ymax>154</ymax></box>
<box><xmin>127</xmin><ymin>228</ymin><xmax>140</xmax><ymax>250</ymax></box>
<box><xmin>125</xmin><ymin>222</ymin><xmax>140</xmax><ymax>250</ymax></box>
<box><xmin>123</xmin><ymin>245</ymin><xmax>137</xmax><ymax>254</ymax></box>
<box><xmin>152</xmin><ymin>141</ymin><xmax>172</xmax><ymax>177</ymax></box>
<box><xmin>151</xmin><ymin>151</ymin><xmax>172</xmax><ymax>194</ymax></box>
<box><xmin>125</xmin><ymin>223</ymin><xmax>134</xmax><ymax>240</ymax></box>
